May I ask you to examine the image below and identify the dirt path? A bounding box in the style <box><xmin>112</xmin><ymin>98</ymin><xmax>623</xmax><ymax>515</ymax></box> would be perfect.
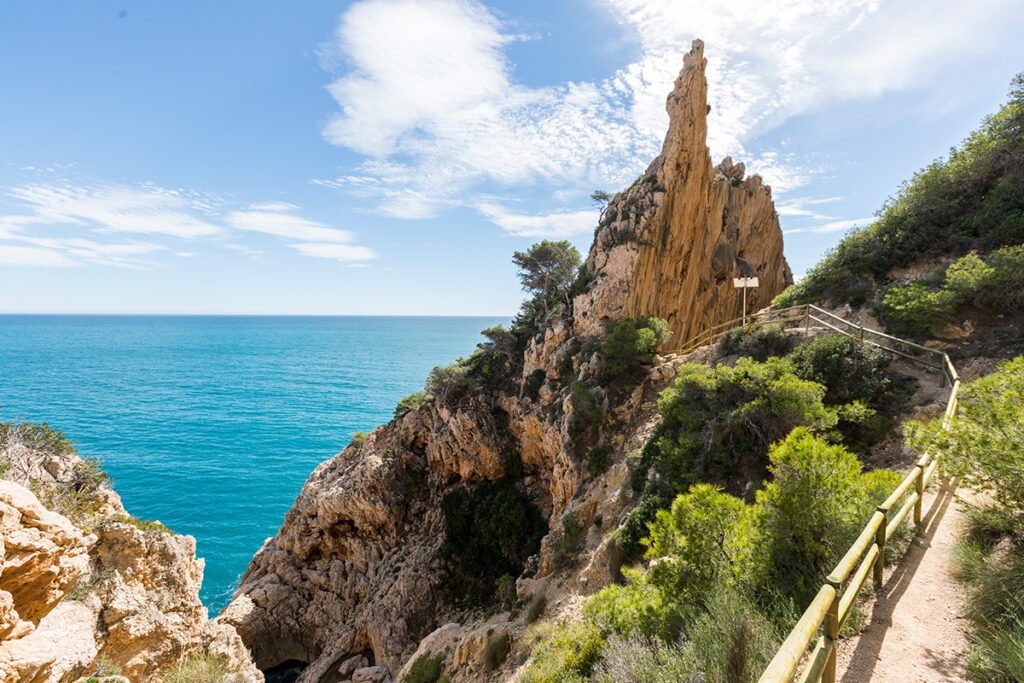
<box><xmin>835</xmin><ymin>482</ymin><xmax>971</xmax><ymax>682</ymax></box>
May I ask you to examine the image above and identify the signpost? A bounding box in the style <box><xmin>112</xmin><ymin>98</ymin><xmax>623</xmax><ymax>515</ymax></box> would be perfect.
<box><xmin>733</xmin><ymin>277</ymin><xmax>759</xmax><ymax>324</ymax></box>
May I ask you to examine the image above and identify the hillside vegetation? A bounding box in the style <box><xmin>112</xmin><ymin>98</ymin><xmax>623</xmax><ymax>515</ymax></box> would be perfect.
<box><xmin>775</xmin><ymin>73</ymin><xmax>1024</xmax><ymax>330</ymax></box>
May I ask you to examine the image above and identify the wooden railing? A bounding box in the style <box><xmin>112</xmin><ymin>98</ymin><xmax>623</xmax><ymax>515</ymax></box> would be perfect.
<box><xmin>675</xmin><ymin>303</ymin><xmax>960</xmax><ymax>683</ymax></box>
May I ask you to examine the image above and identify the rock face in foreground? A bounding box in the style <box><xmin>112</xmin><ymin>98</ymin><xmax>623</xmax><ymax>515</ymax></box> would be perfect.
<box><xmin>574</xmin><ymin>40</ymin><xmax>792</xmax><ymax>345</ymax></box>
<box><xmin>222</xmin><ymin>39</ymin><xmax>791</xmax><ymax>682</ymax></box>
<box><xmin>0</xmin><ymin>444</ymin><xmax>261</xmax><ymax>682</ymax></box>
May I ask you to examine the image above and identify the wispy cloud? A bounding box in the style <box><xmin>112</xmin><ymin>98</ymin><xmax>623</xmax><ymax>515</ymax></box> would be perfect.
<box><xmin>476</xmin><ymin>203</ymin><xmax>599</xmax><ymax>238</ymax></box>
<box><xmin>226</xmin><ymin>204</ymin><xmax>376</xmax><ymax>263</ymax></box>
<box><xmin>317</xmin><ymin>0</ymin><xmax>1023</xmax><ymax>236</ymax></box>
<box><xmin>784</xmin><ymin>216</ymin><xmax>875</xmax><ymax>236</ymax></box>
<box><xmin>0</xmin><ymin>179</ymin><xmax>374</xmax><ymax>267</ymax></box>
<box><xmin>776</xmin><ymin>196</ymin><xmax>842</xmax><ymax>218</ymax></box>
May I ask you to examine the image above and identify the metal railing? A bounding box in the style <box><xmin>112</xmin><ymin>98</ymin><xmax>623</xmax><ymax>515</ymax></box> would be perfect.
<box><xmin>674</xmin><ymin>303</ymin><xmax>960</xmax><ymax>683</ymax></box>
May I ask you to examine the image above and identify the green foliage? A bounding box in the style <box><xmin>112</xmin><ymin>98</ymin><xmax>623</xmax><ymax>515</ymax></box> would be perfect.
<box><xmin>553</xmin><ymin>511</ymin><xmax>583</xmax><ymax>565</ymax></box>
<box><xmin>94</xmin><ymin>655</ymin><xmax>122</xmax><ymax>678</ymax></box>
<box><xmin>653</xmin><ymin>358</ymin><xmax>836</xmax><ymax>485</ymax></box>
<box><xmin>404</xmin><ymin>654</ymin><xmax>444</xmax><ymax>683</ymax></box>
<box><xmin>513</xmin><ymin>240</ymin><xmax>583</xmax><ymax>322</ymax></box>
<box><xmin>0</xmin><ymin>419</ymin><xmax>75</xmax><ymax>455</ymax></box>
<box><xmin>158</xmin><ymin>655</ymin><xmax>230</xmax><ymax>683</ymax></box>
<box><xmin>440</xmin><ymin>479</ymin><xmax>546</xmax><ymax>600</ymax></box>
<box><xmin>773</xmin><ymin>72</ymin><xmax>1024</xmax><ymax>309</ymax></box>
<box><xmin>521</xmin><ymin>620</ymin><xmax>606</xmax><ymax>682</ymax></box>
<box><xmin>786</xmin><ymin>335</ymin><xmax>896</xmax><ymax>408</ymax></box>
<box><xmin>878</xmin><ymin>245</ymin><xmax>1024</xmax><ymax>335</ymax></box>
<box><xmin>877</xmin><ymin>282</ymin><xmax>958</xmax><ymax>335</ymax></box>
<box><xmin>394</xmin><ymin>391</ymin><xmax>430</xmax><ymax>419</ymax></box>
<box><xmin>109</xmin><ymin>513</ymin><xmax>173</xmax><ymax>534</ymax></box>
<box><xmin>746</xmin><ymin>428</ymin><xmax>900</xmax><ymax>606</ymax></box>
<box><xmin>598</xmin><ymin>316</ymin><xmax>672</xmax><ymax>390</ymax></box>
<box><xmin>586</xmin><ymin>445</ymin><xmax>613</xmax><ymax>476</ymax></box>
<box><xmin>717</xmin><ymin>324</ymin><xmax>793</xmax><ymax>361</ymax></box>
<box><xmin>909</xmin><ymin>356</ymin><xmax>1024</xmax><ymax>535</ymax></box>
<box><xmin>484</xmin><ymin>632</ymin><xmax>512</xmax><ymax>672</ymax></box>
<box><xmin>525</xmin><ymin>593</ymin><xmax>547</xmax><ymax>624</ymax></box>
<box><xmin>644</xmin><ymin>484</ymin><xmax>748</xmax><ymax>604</ymax></box>
<box><xmin>350</xmin><ymin>431</ymin><xmax>368</xmax><ymax>449</ymax></box>
<box><xmin>521</xmin><ymin>369</ymin><xmax>546</xmax><ymax>402</ymax></box>
<box><xmin>567</xmin><ymin>383</ymin><xmax>603</xmax><ymax>446</ymax></box>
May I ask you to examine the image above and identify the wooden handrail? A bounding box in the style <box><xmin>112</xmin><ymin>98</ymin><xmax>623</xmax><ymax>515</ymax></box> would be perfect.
<box><xmin>673</xmin><ymin>304</ymin><xmax>959</xmax><ymax>683</ymax></box>
<box><xmin>719</xmin><ymin>307</ymin><xmax>961</xmax><ymax>683</ymax></box>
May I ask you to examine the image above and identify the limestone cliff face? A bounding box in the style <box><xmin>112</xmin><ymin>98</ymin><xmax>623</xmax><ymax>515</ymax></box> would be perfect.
<box><xmin>222</xmin><ymin>39</ymin><xmax>791</xmax><ymax>683</ymax></box>
<box><xmin>0</xmin><ymin>445</ymin><xmax>260</xmax><ymax>682</ymax></box>
<box><xmin>574</xmin><ymin>39</ymin><xmax>791</xmax><ymax>345</ymax></box>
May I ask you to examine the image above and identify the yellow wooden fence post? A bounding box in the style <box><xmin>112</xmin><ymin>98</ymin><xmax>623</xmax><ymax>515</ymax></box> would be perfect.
<box><xmin>824</xmin><ymin>578</ymin><xmax>841</xmax><ymax>682</ymax></box>
<box><xmin>874</xmin><ymin>506</ymin><xmax>887</xmax><ymax>590</ymax></box>
<box><xmin>913</xmin><ymin>465</ymin><xmax>924</xmax><ymax>526</ymax></box>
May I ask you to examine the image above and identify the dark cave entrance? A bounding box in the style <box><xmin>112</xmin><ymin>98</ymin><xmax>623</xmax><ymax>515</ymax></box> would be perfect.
<box><xmin>262</xmin><ymin>660</ymin><xmax>307</xmax><ymax>683</ymax></box>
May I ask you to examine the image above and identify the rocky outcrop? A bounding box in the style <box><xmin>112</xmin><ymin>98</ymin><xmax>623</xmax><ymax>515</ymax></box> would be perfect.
<box><xmin>0</xmin><ymin>481</ymin><xmax>91</xmax><ymax>641</ymax></box>
<box><xmin>222</xmin><ymin>39</ymin><xmax>792</xmax><ymax>683</ymax></box>
<box><xmin>0</xmin><ymin>446</ymin><xmax>261</xmax><ymax>682</ymax></box>
<box><xmin>574</xmin><ymin>39</ymin><xmax>791</xmax><ymax>346</ymax></box>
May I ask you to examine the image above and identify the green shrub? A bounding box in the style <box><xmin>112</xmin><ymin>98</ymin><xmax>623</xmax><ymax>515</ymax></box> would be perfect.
<box><xmin>773</xmin><ymin>72</ymin><xmax>1024</xmax><ymax>309</ymax></box>
<box><xmin>746</xmin><ymin>428</ymin><xmax>899</xmax><ymax>606</ymax></box>
<box><xmin>350</xmin><ymin>431</ymin><xmax>368</xmax><ymax>449</ymax></box>
<box><xmin>567</xmin><ymin>383</ymin><xmax>603</xmax><ymax>446</ymax></box>
<box><xmin>158</xmin><ymin>654</ymin><xmax>229</xmax><ymax>683</ymax></box>
<box><xmin>484</xmin><ymin>632</ymin><xmax>512</xmax><ymax>672</ymax></box>
<box><xmin>877</xmin><ymin>282</ymin><xmax>957</xmax><ymax>335</ymax></box>
<box><xmin>651</xmin><ymin>358</ymin><xmax>836</xmax><ymax>487</ymax></box>
<box><xmin>586</xmin><ymin>445</ymin><xmax>613</xmax><ymax>476</ymax></box>
<box><xmin>909</xmin><ymin>356</ymin><xmax>1024</xmax><ymax>535</ymax></box>
<box><xmin>786</xmin><ymin>335</ymin><xmax>895</xmax><ymax>408</ymax></box>
<box><xmin>717</xmin><ymin>324</ymin><xmax>793</xmax><ymax>361</ymax></box>
<box><xmin>394</xmin><ymin>391</ymin><xmax>430</xmax><ymax>419</ymax></box>
<box><xmin>521</xmin><ymin>369</ymin><xmax>546</xmax><ymax>402</ymax></box>
<box><xmin>440</xmin><ymin>479</ymin><xmax>546</xmax><ymax>600</ymax></box>
<box><xmin>598</xmin><ymin>316</ymin><xmax>671</xmax><ymax>390</ymax></box>
<box><xmin>525</xmin><ymin>593</ymin><xmax>547</xmax><ymax>624</ymax></box>
<box><xmin>0</xmin><ymin>419</ymin><xmax>75</xmax><ymax>455</ymax></box>
<box><xmin>644</xmin><ymin>484</ymin><xmax>748</xmax><ymax>603</ymax></box>
<box><xmin>109</xmin><ymin>513</ymin><xmax>173</xmax><ymax>534</ymax></box>
<box><xmin>404</xmin><ymin>653</ymin><xmax>444</xmax><ymax>683</ymax></box>
<box><xmin>553</xmin><ymin>512</ymin><xmax>583</xmax><ymax>565</ymax></box>
<box><xmin>94</xmin><ymin>655</ymin><xmax>122</xmax><ymax>678</ymax></box>
<box><xmin>521</xmin><ymin>620</ymin><xmax>606</xmax><ymax>682</ymax></box>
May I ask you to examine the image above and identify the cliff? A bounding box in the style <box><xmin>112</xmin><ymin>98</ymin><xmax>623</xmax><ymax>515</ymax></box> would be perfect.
<box><xmin>220</xmin><ymin>39</ymin><xmax>791</xmax><ymax>682</ymax></box>
<box><xmin>0</xmin><ymin>436</ymin><xmax>261</xmax><ymax>682</ymax></box>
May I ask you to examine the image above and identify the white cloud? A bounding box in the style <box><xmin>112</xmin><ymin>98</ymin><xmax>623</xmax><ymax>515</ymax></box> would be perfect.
<box><xmin>1</xmin><ymin>179</ymin><xmax>375</xmax><ymax>267</ymax></box>
<box><xmin>225</xmin><ymin>208</ymin><xmax>356</xmax><ymax>243</ymax></box>
<box><xmin>319</xmin><ymin>0</ymin><xmax>1023</xmax><ymax>225</ymax></box>
<box><xmin>776</xmin><ymin>196</ymin><xmax>842</xmax><ymax>218</ymax></box>
<box><xmin>0</xmin><ymin>244</ymin><xmax>78</xmax><ymax>267</ymax></box>
<box><xmin>290</xmin><ymin>242</ymin><xmax>377</xmax><ymax>262</ymax></box>
<box><xmin>476</xmin><ymin>203</ymin><xmax>599</xmax><ymax>238</ymax></box>
<box><xmin>8</xmin><ymin>183</ymin><xmax>222</xmax><ymax>238</ymax></box>
<box><xmin>784</xmin><ymin>216</ymin><xmax>875</xmax><ymax>235</ymax></box>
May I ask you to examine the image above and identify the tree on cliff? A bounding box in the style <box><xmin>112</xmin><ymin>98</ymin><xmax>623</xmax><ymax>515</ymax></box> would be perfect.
<box><xmin>512</xmin><ymin>240</ymin><xmax>582</xmax><ymax>320</ymax></box>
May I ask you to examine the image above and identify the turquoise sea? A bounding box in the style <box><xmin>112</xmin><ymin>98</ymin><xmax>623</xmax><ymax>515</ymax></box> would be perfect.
<box><xmin>0</xmin><ymin>315</ymin><xmax>505</xmax><ymax>613</ymax></box>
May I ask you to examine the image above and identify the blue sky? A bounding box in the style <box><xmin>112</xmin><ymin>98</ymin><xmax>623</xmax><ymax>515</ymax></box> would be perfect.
<box><xmin>2</xmin><ymin>0</ymin><xmax>1022</xmax><ymax>315</ymax></box>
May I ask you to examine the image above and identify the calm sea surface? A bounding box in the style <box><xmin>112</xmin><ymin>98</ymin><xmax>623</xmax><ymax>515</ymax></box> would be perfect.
<box><xmin>0</xmin><ymin>315</ymin><xmax>505</xmax><ymax>612</ymax></box>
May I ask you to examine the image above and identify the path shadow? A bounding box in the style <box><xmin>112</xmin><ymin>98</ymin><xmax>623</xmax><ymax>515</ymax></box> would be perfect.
<box><xmin>838</xmin><ymin>481</ymin><xmax>960</xmax><ymax>683</ymax></box>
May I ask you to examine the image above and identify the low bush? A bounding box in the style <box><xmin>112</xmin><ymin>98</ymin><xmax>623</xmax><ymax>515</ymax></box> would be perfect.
<box><xmin>158</xmin><ymin>654</ymin><xmax>229</xmax><ymax>683</ymax></box>
<box><xmin>877</xmin><ymin>282</ymin><xmax>957</xmax><ymax>336</ymax></box>
<box><xmin>404</xmin><ymin>653</ymin><xmax>444</xmax><ymax>683</ymax></box>
<box><xmin>349</xmin><ymin>431</ymin><xmax>368</xmax><ymax>449</ymax></box>
<box><xmin>484</xmin><ymin>632</ymin><xmax>512</xmax><ymax>672</ymax></box>
<box><xmin>394</xmin><ymin>391</ymin><xmax>430</xmax><ymax>419</ymax></box>
<box><xmin>552</xmin><ymin>512</ymin><xmax>583</xmax><ymax>566</ymax></box>
<box><xmin>525</xmin><ymin>593</ymin><xmax>547</xmax><ymax>624</ymax></box>
<box><xmin>567</xmin><ymin>383</ymin><xmax>603</xmax><ymax>447</ymax></box>
<box><xmin>598</xmin><ymin>316</ymin><xmax>671</xmax><ymax>390</ymax></box>
<box><xmin>521</xmin><ymin>369</ymin><xmax>546</xmax><ymax>402</ymax></box>
<box><xmin>0</xmin><ymin>419</ymin><xmax>75</xmax><ymax>455</ymax></box>
<box><xmin>586</xmin><ymin>445</ymin><xmax>613</xmax><ymax>477</ymax></box>
<box><xmin>520</xmin><ymin>620</ymin><xmax>606</xmax><ymax>682</ymax></box>
<box><xmin>440</xmin><ymin>479</ymin><xmax>546</xmax><ymax>601</ymax></box>
<box><xmin>717</xmin><ymin>324</ymin><xmax>793</xmax><ymax>361</ymax></box>
<box><xmin>109</xmin><ymin>513</ymin><xmax>173</xmax><ymax>534</ymax></box>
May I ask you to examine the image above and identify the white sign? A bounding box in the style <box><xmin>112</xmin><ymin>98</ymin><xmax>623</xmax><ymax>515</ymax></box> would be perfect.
<box><xmin>733</xmin><ymin>277</ymin><xmax>759</xmax><ymax>288</ymax></box>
